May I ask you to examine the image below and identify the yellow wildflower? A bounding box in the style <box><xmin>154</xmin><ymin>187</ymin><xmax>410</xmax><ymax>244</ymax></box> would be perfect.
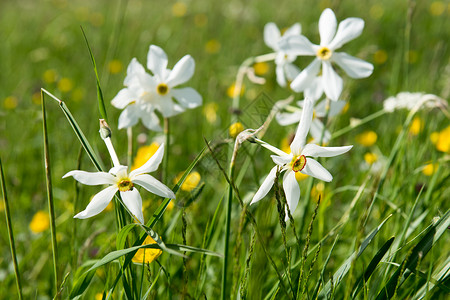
<box><xmin>430</xmin><ymin>1</ymin><xmax>445</xmax><ymax>16</ymax></box>
<box><xmin>280</xmin><ymin>136</ymin><xmax>291</xmax><ymax>154</ymax></box>
<box><xmin>227</xmin><ymin>82</ymin><xmax>245</xmax><ymax>98</ymax></box>
<box><xmin>43</xmin><ymin>69</ymin><xmax>58</xmax><ymax>84</ymax></box>
<box><xmin>311</xmin><ymin>182</ymin><xmax>324</xmax><ymax>201</ymax></box>
<box><xmin>29</xmin><ymin>210</ymin><xmax>50</xmax><ymax>233</ymax></box>
<box><xmin>58</xmin><ymin>78</ymin><xmax>74</xmax><ymax>93</ymax></box>
<box><xmin>172</xmin><ymin>2</ymin><xmax>187</xmax><ymax>17</ymax></box>
<box><xmin>108</xmin><ymin>59</ymin><xmax>123</xmax><ymax>74</ymax></box>
<box><xmin>132</xmin><ymin>236</ymin><xmax>162</xmax><ymax>264</ymax></box>
<box><xmin>370</xmin><ymin>4</ymin><xmax>384</xmax><ymax>19</ymax></box>
<box><xmin>131</xmin><ymin>142</ymin><xmax>160</xmax><ymax>171</ymax></box>
<box><xmin>364</xmin><ymin>152</ymin><xmax>378</xmax><ymax>165</ymax></box>
<box><xmin>3</xmin><ymin>96</ymin><xmax>18</xmax><ymax>109</ymax></box>
<box><xmin>422</xmin><ymin>163</ymin><xmax>437</xmax><ymax>176</ymax></box>
<box><xmin>355</xmin><ymin>131</ymin><xmax>378</xmax><ymax>147</ymax></box>
<box><xmin>435</xmin><ymin>126</ymin><xmax>450</xmax><ymax>153</ymax></box>
<box><xmin>253</xmin><ymin>62</ymin><xmax>269</xmax><ymax>76</ymax></box>
<box><xmin>295</xmin><ymin>172</ymin><xmax>308</xmax><ymax>181</ymax></box>
<box><xmin>205</xmin><ymin>39</ymin><xmax>221</xmax><ymax>54</ymax></box>
<box><xmin>373</xmin><ymin>50</ymin><xmax>387</xmax><ymax>64</ymax></box>
<box><xmin>203</xmin><ymin>102</ymin><xmax>218</xmax><ymax>124</ymax></box>
<box><xmin>409</xmin><ymin>117</ymin><xmax>423</xmax><ymax>135</ymax></box>
<box><xmin>174</xmin><ymin>171</ymin><xmax>201</xmax><ymax>192</ymax></box>
<box><xmin>229</xmin><ymin>122</ymin><xmax>244</xmax><ymax>138</ymax></box>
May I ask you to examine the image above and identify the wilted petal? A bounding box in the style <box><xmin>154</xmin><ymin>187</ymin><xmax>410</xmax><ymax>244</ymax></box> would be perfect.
<box><xmin>279</xmin><ymin>35</ymin><xmax>317</xmax><ymax>56</ymax></box>
<box><xmin>322</xmin><ymin>61</ymin><xmax>343</xmax><ymax>101</ymax></box>
<box><xmin>301</xmin><ymin>158</ymin><xmax>332</xmax><ymax>182</ymax></box>
<box><xmin>111</xmin><ymin>88</ymin><xmax>137</xmax><ymax>109</ymax></box>
<box><xmin>133</xmin><ymin>174</ymin><xmax>176</xmax><ymax>199</ymax></box>
<box><xmin>120</xmin><ymin>189</ymin><xmax>144</xmax><ymax>224</ymax></box>
<box><xmin>264</xmin><ymin>22</ymin><xmax>281</xmax><ymax>50</ymax></box>
<box><xmin>250</xmin><ymin>166</ymin><xmax>278</xmax><ymax>205</ymax></box>
<box><xmin>141</xmin><ymin>110</ymin><xmax>162</xmax><ymax>132</ymax></box>
<box><xmin>166</xmin><ymin>55</ymin><xmax>195</xmax><ymax>87</ymax></box>
<box><xmin>63</xmin><ymin>170</ymin><xmax>115</xmax><ymax>185</ymax></box>
<box><xmin>283</xmin><ymin>171</ymin><xmax>300</xmax><ymax>213</ymax></box>
<box><xmin>329</xmin><ymin>17</ymin><xmax>364</xmax><ymax>50</ymax></box>
<box><xmin>118</xmin><ymin>104</ymin><xmax>141</xmax><ymax>129</ymax></box>
<box><xmin>290</xmin><ymin>59</ymin><xmax>321</xmax><ymax>92</ymax></box>
<box><xmin>74</xmin><ymin>186</ymin><xmax>118</xmax><ymax>219</ymax></box>
<box><xmin>171</xmin><ymin>87</ymin><xmax>202</xmax><ymax>109</ymax></box>
<box><xmin>302</xmin><ymin>144</ymin><xmax>353</xmax><ymax>157</ymax></box>
<box><xmin>130</xmin><ymin>143</ymin><xmax>165</xmax><ymax>176</ymax></box>
<box><xmin>147</xmin><ymin>45</ymin><xmax>168</xmax><ymax>79</ymax></box>
<box><xmin>319</xmin><ymin>8</ymin><xmax>337</xmax><ymax>46</ymax></box>
<box><xmin>276</xmin><ymin>111</ymin><xmax>302</xmax><ymax>126</ymax></box>
<box><xmin>332</xmin><ymin>52</ymin><xmax>373</xmax><ymax>78</ymax></box>
<box><xmin>290</xmin><ymin>98</ymin><xmax>314</xmax><ymax>154</ymax></box>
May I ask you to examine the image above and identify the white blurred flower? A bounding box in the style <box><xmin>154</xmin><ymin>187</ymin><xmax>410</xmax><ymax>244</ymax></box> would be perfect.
<box><xmin>276</xmin><ymin>98</ymin><xmax>346</xmax><ymax>144</ymax></box>
<box><xmin>383</xmin><ymin>92</ymin><xmax>447</xmax><ymax>112</ymax></box>
<box><xmin>279</xmin><ymin>8</ymin><xmax>373</xmax><ymax>101</ymax></box>
<box><xmin>112</xmin><ymin>45</ymin><xmax>202</xmax><ymax>130</ymax></box>
<box><xmin>251</xmin><ymin>98</ymin><xmax>352</xmax><ymax>216</ymax></box>
<box><xmin>264</xmin><ymin>22</ymin><xmax>302</xmax><ymax>87</ymax></box>
<box><xmin>63</xmin><ymin>143</ymin><xmax>175</xmax><ymax>224</ymax></box>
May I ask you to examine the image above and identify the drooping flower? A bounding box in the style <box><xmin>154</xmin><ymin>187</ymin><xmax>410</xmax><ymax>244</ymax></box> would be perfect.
<box><xmin>383</xmin><ymin>92</ymin><xmax>447</xmax><ymax>112</ymax></box>
<box><xmin>111</xmin><ymin>45</ymin><xmax>202</xmax><ymax>131</ymax></box>
<box><xmin>264</xmin><ymin>22</ymin><xmax>302</xmax><ymax>87</ymax></box>
<box><xmin>63</xmin><ymin>143</ymin><xmax>175</xmax><ymax>224</ymax></box>
<box><xmin>279</xmin><ymin>8</ymin><xmax>373</xmax><ymax>101</ymax></box>
<box><xmin>251</xmin><ymin>98</ymin><xmax>352</xmax><ymax>215</ymax></box>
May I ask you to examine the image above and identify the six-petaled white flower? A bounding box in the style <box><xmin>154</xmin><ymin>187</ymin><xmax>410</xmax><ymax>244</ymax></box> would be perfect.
<box><xmin>251</xmin><ymin>98</ymin><xmax>352</xmax><ymax>216</ymax></box>
<box><xmin>63</xmin><ymin>143</ymin><xmax>175</xmax><ymax>224</ymax></box>
<box><xmin>279</xmin><ymin>8</ymin><xmax>373</xmax><ymax>101</ymax></box>
<box><xmin>264</xmin><ymin>22</ymin><xmax>302</xmax><ymax>87</ymax></box>
<box><xmin>112</xmin><ymin>45</ymin><xmax>202</xmax><ymax>131</ymax></box>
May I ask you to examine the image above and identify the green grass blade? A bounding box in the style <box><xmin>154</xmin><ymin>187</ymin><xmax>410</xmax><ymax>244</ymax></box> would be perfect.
<box><xmin>0</xmin><ymin>157</ymin><xmax>23</xmax><ymax>300</ymax></box>
<box><xmin>80</xmin><ymin>26</ymin><xmax>108</xmax><ymax>123</ymax></box>
<box><xmin>375</xmin><ymin>209</ymin><xmax>450</xmax><ymax>300</ymax></box>
<box><xmin>317</xmin><ymin>214</ymin><xmax>392</xmax><ymax>299</ymax></box>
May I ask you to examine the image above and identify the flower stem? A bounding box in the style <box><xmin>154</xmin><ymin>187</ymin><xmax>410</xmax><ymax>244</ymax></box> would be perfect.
<box><xmin>0</xmin><ymin>157</ymin><xmax>23</xmax><ymax>300</ymax></box>
<box><xmin>331</xmin><ymin>109</ymin><xmax>387</xmax><ymax>140</ymax></box>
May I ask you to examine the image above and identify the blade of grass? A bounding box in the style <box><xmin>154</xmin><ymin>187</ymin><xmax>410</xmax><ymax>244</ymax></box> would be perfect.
<box><xmin>0</xmin><ymin>157</ymin><xmax>23</xmax><ymax>300</ymax></box>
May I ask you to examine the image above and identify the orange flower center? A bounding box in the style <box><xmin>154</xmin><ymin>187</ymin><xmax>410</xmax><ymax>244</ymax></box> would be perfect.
<box><xmin>117</xmin><ymin>179</ymin><xmax>134</xmax><ymax>192</ymax></box>
<box><xmin>291</xmin><ymin>155</ymin><xmax>307</xmax><ymax>172</ymax></box>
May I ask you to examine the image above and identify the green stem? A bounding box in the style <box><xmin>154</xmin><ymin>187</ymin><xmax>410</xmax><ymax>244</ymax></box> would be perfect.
<box><xmin>0</xmin><ymin>157</ymin><xmax>23</xmax><ymax>300</ymax></box>
<box><xmin>331</xmin><ymin>109</ymin><xmax>387</xmax><ymax>141</ymax></box>
<box><xmin>222</xmin><ymin>162</ymin><xmax>235</xmax><ymax>300</ymax></box>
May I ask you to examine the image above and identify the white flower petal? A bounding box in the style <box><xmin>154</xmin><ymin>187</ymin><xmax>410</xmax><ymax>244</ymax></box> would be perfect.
<box><xmin>309</xmin><ymin>119</ymin><xmax>330</xmax><ymax>143</ymax></box>
<box><xmin>171</xmin><ymin>87</ymin><xmax>202</xmax><ymax>109</ymax></box>
<box><xmin>141</xmin><ymin>110</ymin><xmax>162</xmax><ymax>132</ymax></box>
<box><xmin>271</xmin><ymin>154</ymin><xmax>292</xmax><ymax>166</ymax></box>
<box><xmin>301</xmin><ymin>158</ymin><xmax>332</xmax><ymax>182</ymax></box>
<box><xmin>166</xmin><ymin>55</ymin><xmax>195</xmax><ymax>87</ymax></box>
<box><xmin>329</xmin><ymin>17</ymin><xmax>365</xmax><ymax>50</ymax></box>
<box><xmin>290</xmin><ymin>59</ymin><xmax>321</xmax><ymax>92</ymax></box>
<box><xmin>332</xmin><ymin>52</ymin><xmax>373</xmax><ymax>78</ymax></box>
<box><xmin>275</xmin><ymin>64</ymin><xmax>287</xmax><ymax>87</ymax></box>
<box><xmin>133</xmin><ymin>174</ymin><xmax>176</xmax><ymax>199</ymax></box>
<box><xmin>124</xmin><ymin>58</ymin><xmax>146</xmax><ymax>86</ymax></box>
<box><xmin>120</xmin><ymin>189</ymin><xmax>144</xmax><ymax>224</ymax></box>
<box><xmin>322</xmin><ymin>61</ymin><xmax>343</xmax><ymax>101</ymax></box>
<box><xmin>130</xmin><ymin>144</ymin><xmax>165</xmax><ymax>177</ymax></box>
<box><xmin>319</xmin><ymin>8</ymin><xmax>337</xmax><ymax>46</ymax></box>
<box><xmin>302</xmin><ymin>144</ymin><xmax>352</xmax><ymax>157</ymax></box>
<box><xmin>111</xmin><ymin>88</ymin><xmax>137</xmax><ymax>109</ymax></box>
<box><xmin>264</xmin><ymin>22</ymin><xmax>281</xmax><ymax>50</ymax></box>
<box><xmin>284</xmin><ymin>23</ymin><xmax>302</xmax><ymax>37</ymax></box>
<box><xmin>283</xmin><ymin>170</ymin><xmax>300</xmax><ymax>213</ymax></box>
<box><xmin>284</xmin><ymin>62</ymin><xmax>301</xmax><ymax>81</ymax></box>
<box><xmin>117</xmin><ymin>104</ymin><xmax>141</xmax><ymax>129</ymax></box>
<box><xmin>304</xmin><ymin>76</ymin><xmax>324</xmax><ymax>101</ymax></box>
<box><xmin>250</xmin><ymin>166</ymin><xmax>278</xmax><ymax>205</ymax></box>
<box><xmin>290</xmin><ymin>98</ymin><xmax>314</xmax><ymax>154</ymax></box>
<box><xmin>63</xmin><ymin>170</ymin><xmax>115</xmax><ymax>185</ymax></box>
<box><xmin>147</xmin><ymin>45</ymin><xmax>168</xmax><ymax>78</ymax></box>
<box><xmin>74</xmin><ymin>186</ymin><xmax>118</xmax><ymax>219</ymax></box>
<box><xmin>279</xmin><ymin>35</ymin><xmax>317</xmax><ymax>56</ymax></box>
<box><xmin>276</xmin><ymin>111</ymin><xmax>302</xmax><ymax>126</ymax></box>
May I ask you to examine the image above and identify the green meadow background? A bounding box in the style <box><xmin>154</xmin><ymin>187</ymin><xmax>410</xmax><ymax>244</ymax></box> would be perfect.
<box><xmin>1</xmin><ymin>0</ymin><xmax>449</xmax><ymax>298</ymax></box>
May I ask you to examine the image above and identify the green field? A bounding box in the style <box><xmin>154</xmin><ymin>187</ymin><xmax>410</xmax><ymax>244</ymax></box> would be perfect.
<box><xmin>1</xmin><ymin>0</ymin><xmax>449</xmax><ymax>299</ymax></box>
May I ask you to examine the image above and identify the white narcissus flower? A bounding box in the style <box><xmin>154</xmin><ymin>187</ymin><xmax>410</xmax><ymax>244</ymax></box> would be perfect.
<box><xmin>112</xmin><ymin>45</ymin><xmax>202</xmax><ymax>130</ymax></box>
<box><xmin>264</xmin><ymin>22</ymin><xmax>302</xmax><ymax>87</ymax></box>
<box><xmin>383</xmin><ymin>92</ymin><xmax>447</xmax><ymax>112</ymax></box>
<box><xmin>251</xmin><ymin>98</ymin><xmax>352</xmax><ymax>216</ymax></box>
<box><xmin>276</xmin><ymin>98</ymin><xmax>347</xmax><ymax>144</ymax></box>
<box><xmin>279</xmin><ymin>8</ymin><xmax>373</xmax><ymax>101</ymax></box>
<box><xmin>63</xmin><ymin>144</ymin><xmax>175</xmax><ymax>224</ymax></box>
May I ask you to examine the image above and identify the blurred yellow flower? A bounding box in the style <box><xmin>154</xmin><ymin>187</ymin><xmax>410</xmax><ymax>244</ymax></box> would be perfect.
<box><xmin>229</xmin><ymin>122</ymin><xmax>244</xmax><ymax>138</ymax></box>
<box><xmin>174</xmin><ymin>171</ymin><xmax>201</xmax><ymax>192</ymax></box>
<box><xmin>205</xmin><ymin>39</ymin><xmax>221</xmax><ymax>54</ymax></box>
<box><xmin>253</xmin><ymin>62</ymin><xmax>269</xmax><ymax>76</ymax></box>
<box><xmin>433</xmin><ymin>126</ymin><xmax>450</xmax><ymax>153</ymax></box>
<box><xmin>422</xmin><ymin>163</ymin><xmax>437</xmax><ymax>176</ymax></box>
<box><xmin>370</xmin><ymin>4</ymin><xmax>384</xmax><ymax>19</ymax></box>
<box><xmin>311</xmin><ymin>182</ymin><xmax>324</xmax><ymax>201</ymax></box>
<box><xmin>194</xmin><ymin>13</ymin><xmax>208</xmax><ymax>27</ymax></box>
<box><xmin>295</xmin><ymin>172</ymin><xmax>308</xmax><ymax>181</ymax></box>
<box><xmin>3</xmin><ymin>96</ymin><xmax>18</xmax><ymax>109</ymax></box>
<box><xmin>172</xmin><ymin>2</ymin><xmax>187</xmax><ymax>17</ymax></box>
<box><xmin>430</xmin><ymin>1</ymin><xmax>445</xmax><ymax>16</ymax></box>
<box><xmin>104</xmin><ymin>201</ymin><xmax>113</xmax><ymax>212</ymax></box>
<box><xmin>227</xmin><ymin>82</ymin><xmax>245</xmax><ymax>98</ymax></box>
<box><xmin>280</xmin><ymin>136</ymin><xmax>291</xmax><ymax>154</ymax></box>
<box><xmin>58</xmin><ymin>78</ymin><xmax>74</xmax><ymax>93</ymax></box>
<box><xmin>30</xmin><ymin>210</ymin><xmax>50</xmax><ymax>233</ymax></box>
<box><xmin>132</xmin><ymin>236</ymin><xmax>162</xmax><ymax>264</ymax></box>
<box><xmin>95</xmin><ymin>293</ymin><xmax>104</xmax><ymax>300</ymax></box>
<box><xmin>131</xmin><ymin>142</ymin><xmax>160</xmax><ymax>171</ymax></box>
<box><xmin>203</xmin><ymin>102</ymin><xmax>218</xmax><ymax>124</ymax></box>
<box><xmin>373</xmin><ymin>50</ymin><xmax>387</xmax><ymax>64</ymax></box>
<box><xmin>364</xmin><ymin>152</ymin><xmax>378</xmax><ymax>165</ymax></box>
<box><xmin>409</xmin><ymin>117</ymin><xmax>423</xmax><ymax>135</ymax></box>
<box><xmin>43</xmin><ymin>69</ymin><xmax>58</xmax><ymax>84</ymax></box>
<box><xmin>356</xmin><ymin>131</ymin><xmax>377</xmax><ymax>147</ymax></box>
<box><xmin>32</xmin><ymin>92</ymin><xmax>41</xmax><ymax>105</ymax></box>
<box><xmin>0</xmin><ymin>201</ymin><xmax>5</xmax><ymax>212</ymax></box>
<box><xmin>430</xmin><ymin>131</ymin><xmax>439</xmax><ymax>144</ymax></box>
<box><xmin>108</xmin><ymin>59</ymin><xmax>123</xmax><ymax>74</ymax></box>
